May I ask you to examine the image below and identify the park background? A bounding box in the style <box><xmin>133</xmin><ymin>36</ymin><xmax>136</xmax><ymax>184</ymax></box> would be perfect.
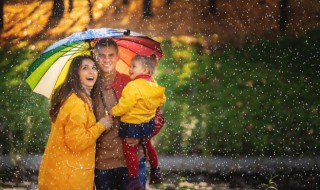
<box><xmin>0</xmin><ymin>0</ymin><xmax>319</xmax><ymax>189</ymax></box>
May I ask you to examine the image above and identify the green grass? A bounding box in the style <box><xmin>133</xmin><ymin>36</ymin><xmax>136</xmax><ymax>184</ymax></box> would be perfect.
<box><xmin>0</xmin><ymin>47</ymin><xmax>50</xmax><ymax>155</ymax></box>
<box><xmin>155</xmin><ymin>30</ymin><xmax>320</xmax><ymax>156</ymax></box>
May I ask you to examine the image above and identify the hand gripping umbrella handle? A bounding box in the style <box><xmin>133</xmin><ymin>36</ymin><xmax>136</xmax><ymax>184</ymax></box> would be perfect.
<box><xmin>100</xmin><ymin>90</ymin><xmax>109</xmax><ymax>115</ymax></box>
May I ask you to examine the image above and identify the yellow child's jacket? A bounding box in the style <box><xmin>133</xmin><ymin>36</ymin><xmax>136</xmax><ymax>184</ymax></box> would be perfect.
<box><xmin>38</xmin><ymin>93</ymin><xmax>106</xmax><ymax>190</ymax></box>
<box><xmin>112</xmin><ymin>78</ymin><xmax>166</xmax><ymax>124</ymax></box>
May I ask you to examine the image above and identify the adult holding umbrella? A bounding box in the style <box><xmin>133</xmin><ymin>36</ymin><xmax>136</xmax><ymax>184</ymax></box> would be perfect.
<box><xmin>92</xmin><ymin>39</ymin><xmax>148</xmax><ymax>190</ymax></box>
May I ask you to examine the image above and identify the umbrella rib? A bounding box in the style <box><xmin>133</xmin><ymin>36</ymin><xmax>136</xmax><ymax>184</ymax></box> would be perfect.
<box><xmin>116</xmin><ymin>39</ymin><xmax>162</xmax><ymax>54</ymax></box>
<box><xmin>57</xmin><ymin>43</ymin><xmax>89</xmax><ymax>57</ymax></box>
<box><xmin>33</xmin><ymin>43</ymin><xmax>86</xmax><ymax>96</ymax></box>
<box><xmin>115</xmin><ymin>37</ymin><xmax>162</xmax><ymax>52</ymax></box>
<box><xmin>117</xmin><ymin>43</ymin><xmax>161</xmax><ymax>59</ymax></box>
<box><xmin>118</xmin><ymin>57</ymin><xmax>129</xmax><ymax>67</ymax></box>
<box><xmin>61</xmin><ymin>49</ymin><xmax>89</xmax><ymax>57</ymax></box>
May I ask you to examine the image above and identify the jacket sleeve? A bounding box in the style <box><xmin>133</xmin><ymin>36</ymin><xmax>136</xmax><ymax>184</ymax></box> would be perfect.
<box><xmin>154</xmin><ymin>79</ymin><xmax>166</xmax><ymax>107</ymax></box>
<box><xmin>161</xmin><ymin>89</ymin><xmax>166</xmax><ymax>106</ymax></box>
<box><xmin>63</xmin><ymin>99</ymin><xmax>106</xmax><ymax>152</ymax></box>
<box><xmin>112</xmin><ymin>82</ymin><xmax>138</xmax><ymax>116</ymax></box>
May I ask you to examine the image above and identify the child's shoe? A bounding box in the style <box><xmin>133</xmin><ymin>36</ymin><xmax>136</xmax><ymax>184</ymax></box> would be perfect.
<box><xmin>149</xmin><ymin>167</ymin><xmax>163</xmax><ymax>185</ymax></box>
<box><xmin>126</xmin><ymin>177</ymin><xmax>144</xmax><ymax>190</ymax></box>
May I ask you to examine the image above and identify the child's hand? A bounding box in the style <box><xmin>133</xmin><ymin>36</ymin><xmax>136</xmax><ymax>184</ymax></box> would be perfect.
<box><xmin>125</xmin><ymin>138</ymin><xmax>140</xmax><ymax>147</ymax></box>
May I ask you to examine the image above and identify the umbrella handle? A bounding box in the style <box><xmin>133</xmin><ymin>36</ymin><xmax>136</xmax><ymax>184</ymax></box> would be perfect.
<box><xmin>100</xmin><ymin>89</ymin><xmax>108</xmax><ymax>114</ymax></box>
<box><xmin>88</xmin><ymin>41</ymin><xmax>93</xmax><ymax>57</ymax></box>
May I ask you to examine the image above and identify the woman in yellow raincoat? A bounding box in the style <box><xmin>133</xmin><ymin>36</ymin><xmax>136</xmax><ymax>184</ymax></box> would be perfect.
<box><xmin>38</xmin><ymin>55</ymin><xmax>112</xmax><ymax>190</ymax></box>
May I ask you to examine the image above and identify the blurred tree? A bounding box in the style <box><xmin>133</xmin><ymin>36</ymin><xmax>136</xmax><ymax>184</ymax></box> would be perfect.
<box><xmin>166</xmin><ymin>0</ymin><xmax>173</xmax><ymax>6</ymax></box>
<box><xmin>67</xmin><ymin>0</ymin><xmax>92</xmax><ymax>21</ymax></box>
<box><xmin>0</xmin><ymin>48</ymin><xmax>51</xmax><ymax>156</ymax></box>
<box><xmin>0</xmin><ymin>123</ymin><xmax>9</xmax><ymax>154</ymax></box>
<box><xmin>209</xmin><ymin>0</ymin><xmax>217</xmax><ymax>14</ymax></box>
<box><xmin>143</xmin><ymin>0</ymin><xmax>153</xmax><ymax>17</ymax></box>
<box><xmin>279</xmin><ymin>0</ymin><xmax>288</xmax><ymax>32</ymax></box>
<box><xmin>0</xmin><ymin>0</ymin><xmax>3</xmax><ymax>29</ymax></box>
<box><xmin>88</xmin><ymin>0</ymin><xmax>93</xmax><ymax>21</ymax></box>
<box><xmin>155</xmin><ymin>31</ymin><xmax>320</xmax><ymax>156</ymax></box>
<box><xmin>123</xmin><ymin>0</ymin><xmax>129</xmax><ymax>5</ymax></box>
<box><xmin>52</xmin><ymin>0</ymin><xmax>64</xmax><ymax>18</ymax></box>
<box><xmin>68</xmin><ymin>0</ymin><xmax>73</xmax><ymax>13</ymax></box>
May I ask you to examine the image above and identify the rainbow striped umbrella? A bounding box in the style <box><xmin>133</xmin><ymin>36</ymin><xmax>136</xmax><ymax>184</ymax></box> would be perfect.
<box><xmin>25</xmin><ymin>28</ymin><xmax>163</xmax><ymax>98</ymax></box>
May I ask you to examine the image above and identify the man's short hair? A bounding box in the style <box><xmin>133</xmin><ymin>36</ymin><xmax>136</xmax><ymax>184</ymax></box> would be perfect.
<box><xmin>94</xmin><ymin>38</ymin><xmax>118</xmax><ymax>53</ymax></box>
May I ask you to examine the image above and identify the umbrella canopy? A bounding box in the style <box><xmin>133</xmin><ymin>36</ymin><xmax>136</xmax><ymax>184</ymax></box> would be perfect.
<box><xmin>25</xmin><ymin>28</ymin><xmax>163</xmax><ymax>98</ymax></box>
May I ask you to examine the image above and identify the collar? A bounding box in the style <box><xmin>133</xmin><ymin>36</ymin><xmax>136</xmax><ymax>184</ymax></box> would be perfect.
<box><xmin>105</xmin><ymin>72</ymin><xmax>120</xmax><ymax>90</ymax></box>
<box><xmin>134</xmin><ymin>74</ymin><xmax>152</xmax><ymax>81</ymax></box>
<box><xmin>104</xmin><ymin>72</ymin><xmax>131</xmax><ymax>99</ymax></box>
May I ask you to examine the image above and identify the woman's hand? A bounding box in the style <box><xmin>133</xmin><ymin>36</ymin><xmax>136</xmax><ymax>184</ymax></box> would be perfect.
<box><xmin>99</xmin><ymin>115</ymin><xmax>113</xmax><ymax>131</ymax></box>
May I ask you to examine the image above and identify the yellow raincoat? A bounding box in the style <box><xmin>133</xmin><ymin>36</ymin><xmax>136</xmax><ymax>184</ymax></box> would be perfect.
<box><xmin>112</xmin><ymin>78</ymin><xmax>166</xmax><ymax>124</ymax></box>
<box><xmin>38</xmin><ymin>93</ymin><xmax>106</xmax><ymax>190</ymax></box>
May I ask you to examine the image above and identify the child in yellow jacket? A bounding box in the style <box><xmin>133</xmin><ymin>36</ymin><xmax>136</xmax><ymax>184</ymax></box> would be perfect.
<box><xmin>110</xmin><ymin>54</ymin><xmax>166</xmax><ymax>189</ymax></box>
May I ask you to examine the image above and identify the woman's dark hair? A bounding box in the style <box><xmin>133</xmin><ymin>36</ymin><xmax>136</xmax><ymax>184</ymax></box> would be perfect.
<box><xmin>49</xmin><ymin>55</ymin><xmax>97</xmax><ymax>122</ymax></box>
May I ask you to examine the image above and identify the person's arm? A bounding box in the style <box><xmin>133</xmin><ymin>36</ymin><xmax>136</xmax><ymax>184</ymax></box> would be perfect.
<box><xmin>63</xmin><ymin>100</ymin><xmax>108</xmax><ymax>152</ymax></box>
<box><xmin>111</xmin><ymin>82</ymin><xmax>138</xmax><ymax>116</ymax></box>
<box><xmin>93</xmin><ymin>91</ymin><xmax>106</xmax><ymax>121</ymax></box>
<box><xmin>160</xmin><ymin>90</ymin><xmax>166</xmax><ymax>107</ymax></box>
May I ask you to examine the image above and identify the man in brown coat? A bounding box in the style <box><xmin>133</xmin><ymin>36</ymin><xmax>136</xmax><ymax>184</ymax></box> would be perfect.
<box><xmin>93</xmin><ymin>38</ymin><xmax>146</xmax><ymax>190</ymax></box>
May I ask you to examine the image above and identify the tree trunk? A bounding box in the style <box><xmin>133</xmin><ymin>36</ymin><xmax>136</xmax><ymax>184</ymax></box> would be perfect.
<box><xmin>123</xmin><ymin>0</ymin><xmax>129</xmax><ymax>5</ymax></box>
<box><xmin>52</xmin><ymin>0</ymin><xmax>64</xmax><ymax>18</ymax></box>
<box><xmin>68</xmin><ymin>0</ymin><xmax>73</xmax><ymax>13</ymax></box>
<box><xmin>143</xmin><ymin>0</ymin><xmax>153</xmax><ymax>18</ymax></box>
<box><xmin>279</xmin><ymin>0</ymin><xmax>288</xmax><ymax>32</ymax></box>
<box><xmin>166</xmin><ymin>0</ymin><xmax>172</xmax><ymax>6</ymax></box>
<box><xmin>209</xmin><ymin>0</ymin><xmax>217</xmax><ymax>14</ymax></box>
<box><xmin>88</xmin><ymin>0</ymin><xmax>93</xmax><ymax>21</ymax></box>
<box><xmin>0</xmin><ymin>0</ymin><xmax>3</xmax><ymax>30</ymax></box>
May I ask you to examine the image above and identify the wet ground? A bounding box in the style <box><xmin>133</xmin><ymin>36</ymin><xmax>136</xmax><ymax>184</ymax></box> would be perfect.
<box><xmin>0</xmin><ymin>181</ymin><xmax>258</xmax><ymax>190</ymax></box>
<box><xmin>0</xmin><ymin>171</ymin><xmax>318</xmax><ymax>190</ymax></box>
<box><xmin>1</xmin><ymin>155</ymin><xmax>320</xmax><ymax>189</ymax></box>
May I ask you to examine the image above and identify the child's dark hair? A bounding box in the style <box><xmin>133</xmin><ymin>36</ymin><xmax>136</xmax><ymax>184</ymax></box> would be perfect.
<box><xmin>132</xmin><ymin>54</ymin><xmax>158</xmax><ymax>75</ymax></box>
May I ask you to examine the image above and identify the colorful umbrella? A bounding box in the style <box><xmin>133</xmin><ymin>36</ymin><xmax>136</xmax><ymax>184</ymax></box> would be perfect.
<box><xmin>25</xmin><ymin>28</ymin><xmax>163</xmax><ymax>98</ymax></box>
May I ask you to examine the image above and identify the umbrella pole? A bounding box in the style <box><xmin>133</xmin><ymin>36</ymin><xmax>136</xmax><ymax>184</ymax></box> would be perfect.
<box><xmin>84</xmin><ymin>28</ymin><xmax>93</xmax><ymax>57</ymax></box>
<box><xmin>87</xmin><ymin>40</ymin><xmax>93</xmax><ymax>57</ymax></box>
<box><xmin>84</xmin><ymin>38</ymin><xmax>93</xmax><ymax>57</ymax></box>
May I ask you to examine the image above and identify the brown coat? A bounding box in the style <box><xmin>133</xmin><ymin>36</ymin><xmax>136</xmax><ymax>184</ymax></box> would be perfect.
<box><xmin>95</xmin><ymin>72</ymin><xmax>144</xmax><ymax>170</ymax></box>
